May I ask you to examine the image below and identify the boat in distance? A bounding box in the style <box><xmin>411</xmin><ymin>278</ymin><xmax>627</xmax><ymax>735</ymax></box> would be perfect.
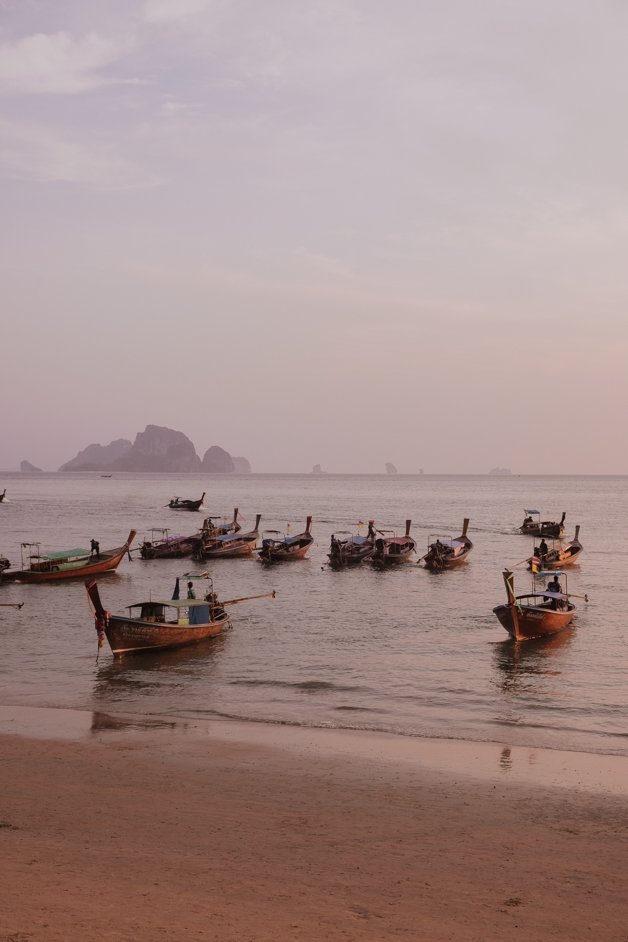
<box><xmin>139</xmin><ymin>529</ymin><xmax>198</xmax><ymax>560</ymax></box>
<box><xmin>0</xmin><ymin>488</ymin><xmax>6</xmax><ymax>503</ymax></box>
<box><xmin>257</xmin><ymin>516</ymin><xmax>314</xmax><ymax>563</ymax></box>
<box><xmin>422</xmin><ymin>518</ymin><xmax>473</xmax><ymax>570</ymax></box>
<box><xmin>519</xmin><ymin>509</ymin><xmax>566</xmax><ymax>539</ymax></box>
<box><xmin>372</xmin><ymin>520</ymin><xmax>416</xmax><ymax>564</ymax></box>
<box><xmin>1</xmin><ymin>531</ymin><xmax>136</xmax><ymax>583</ymax></box>
<box><xmin>86</xmin><ymin>577</ymin><xmax>275</xmax><ymax>656</ymax></box>
<box><xmin>195</xmin><ymin>514</ymin><xmax>261</xmax><ymax>560</ymax></box>
<box><xmin>328</xmin><ymin>521</ymin><xmax>376</xmax><ymax>566</ymax></box>
<box><xmin>533</xmin><ymin>526</ymin><xmax>584</xmax><ymax>570</ymax></box>
<box><xmin>493</xmin><ymin>569</ymin><xmax>576</xmax><ymax>641</ymax></box>
<box><xmin>168</xmin><ymin>492</ymin><xmax>205</xmax><ymax>511</ymax></box>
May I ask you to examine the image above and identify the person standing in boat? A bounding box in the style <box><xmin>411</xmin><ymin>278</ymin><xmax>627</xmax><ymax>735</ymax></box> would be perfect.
<box><xmin>546</xmin><ymin>574</ymin><xmax>562</xmax><ymax>609</ymax></box>
<box><xmin>186</xmin><ymin>581</ymin><xmax>196</xmax><ymax>599</ymax></box>
<box><xmin>90</xmin><ymin>539</ymin><xmax>100</xmax><ymax>558</ymax></box>
<box><xmin>538</xmin><ymin>538</ymin><xmax>548</xmax><ymax>564</ymax></box>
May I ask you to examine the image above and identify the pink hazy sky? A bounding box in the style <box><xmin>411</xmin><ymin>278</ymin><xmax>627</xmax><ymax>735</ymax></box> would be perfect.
<box><xmin>1</xmin><ymin>0</ymin><xmax>626</xmax><ymax>473</ymax></box>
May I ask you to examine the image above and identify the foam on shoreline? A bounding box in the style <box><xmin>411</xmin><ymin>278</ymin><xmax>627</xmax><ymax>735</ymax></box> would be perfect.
<box><xmin>2</xmin><ymin>703</ymin><xmax>627</xmax><ymax>797</ymax></box>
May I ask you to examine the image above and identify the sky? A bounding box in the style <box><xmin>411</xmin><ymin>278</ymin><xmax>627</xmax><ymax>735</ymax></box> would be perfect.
<box><xmin>1</xmin><ymin>0</ymin><xmax>627</xmax><ymax>473</ymax></box>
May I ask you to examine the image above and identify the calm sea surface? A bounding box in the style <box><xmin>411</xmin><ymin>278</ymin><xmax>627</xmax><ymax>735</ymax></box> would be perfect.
<box><xmin>0</xmin><ymin>473</ymin><xmax>626</xmax><ymax>756</ymax></box>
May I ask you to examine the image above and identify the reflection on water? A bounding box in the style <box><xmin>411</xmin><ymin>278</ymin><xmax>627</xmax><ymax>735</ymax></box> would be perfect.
<box><xmin>492</xmin><ymin>631</ymin><xmax>573</xmax><ymax>696</ymax></box>
<box><xmin>92</xmin><ymin>635</ymin><xmax>227</xmax><ymax>703</ymax></box>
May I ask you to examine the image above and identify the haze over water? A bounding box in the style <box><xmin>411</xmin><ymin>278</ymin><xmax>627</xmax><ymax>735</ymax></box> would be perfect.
<box><xmin>0</xmin><ymin>472</ymin><xmax>625</xmax><ymax>757</ymax></box>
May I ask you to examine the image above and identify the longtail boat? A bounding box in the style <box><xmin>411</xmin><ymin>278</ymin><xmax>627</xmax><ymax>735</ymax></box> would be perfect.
<box><xmin>519</xmin><ymin>509</ymin><xmax>566</xmax><ymax>539</ymax></box>
<box><xmin>328</xmin><ymin>521</ymin><xmax>376</xmax><ymax>567</ymax></box>
<box><xmin>372</xmin><ymin>520</ymin><xmax>416</xmax><ymax>565</ymax></box>
<box><xmin>422</xmin><ymin>519</ymin><xmax>473</xmax><ymax>570</ymax></box>
<box><xmin>86</xmin><ymin>576</ymin><xmax>275</xmax><ymax>656</ymax></box>
<box><xmin>201</xmin><ymin>508</ymin><xmax>241</xmax><ymax>539</ymax></box>
<box><xmin>257</xmin><ymin>517</ymin><xmax>314</xmax><ymax>563</ymax></box>
<box><xmin>540</xmin><ymin>526</ymin><xmax>584</xmax><ymax>569</ymax></box>
<box><xmin>139</xmin><ymin>529</ymin><xmax>198</xmax><ymax>560</ymax></box>
<box><xmin>168</xmin><ymin>492</ymin><xmax>205</xmax><ymax>511</ymax></box>
<box><xmin>195</xmin><ymin>515</ymin><xmax>262</xmax><ymax>560</ymax></box>
<box><xmin>2</xmin><ymin>531</ymin><xmax>136</xmax><ymax>583</ymax></box>
<box><xmin>529</xmin><ymin>526</ymin><xmax>584</xmax><ymax>571</ymax></box>
<box><xmin>493</xmin><ymin>568</ymin><xmax>577</xmax><ymax>641</ymax></box>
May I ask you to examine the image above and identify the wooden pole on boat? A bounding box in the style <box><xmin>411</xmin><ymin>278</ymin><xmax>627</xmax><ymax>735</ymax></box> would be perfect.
<box><xmin>222</xmin><ymin>590</ymin><xmax>276</xmax><ymax>606</ymax></box>
<box><xmin>503</xmin><ymin>569</ymin><xmax>522</xmax><ymax>642</ymax></box>
<box><xmin>0</xmin><ymin>602</ymin><xmax>23</xmax><ymax>609</ymax></box>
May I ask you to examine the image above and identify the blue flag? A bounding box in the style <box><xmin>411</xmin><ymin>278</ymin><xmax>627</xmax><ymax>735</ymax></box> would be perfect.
<box><xmin>172</xmin><ymin>577</ymin><xmax>180</xmax><ymax>600</ymax></box>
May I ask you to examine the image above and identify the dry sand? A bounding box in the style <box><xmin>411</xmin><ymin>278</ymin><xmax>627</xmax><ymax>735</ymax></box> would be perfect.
<box><xmin>0</xmin><ymin>707</ymin><xmax>626</xmax><ymax>942</ymax></box>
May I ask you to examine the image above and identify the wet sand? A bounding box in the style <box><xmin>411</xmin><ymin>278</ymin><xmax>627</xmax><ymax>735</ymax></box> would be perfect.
<box><xmin>1</xmin><ymin>707</ymin><xmax>626</xmax><ymax>941</ymax></box>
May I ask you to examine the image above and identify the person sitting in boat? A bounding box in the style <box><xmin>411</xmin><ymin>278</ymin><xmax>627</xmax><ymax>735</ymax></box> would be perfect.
<box><xmin>545</xmin><ymin>575</ymin><xmax>562</xmax><ymax>610</ymax></box>
<box><xmin>186</xmin><ymin>581</ymin><xmax>196</xmax><ymax>599</ymax></box>
<box><xmin>90</xmin><ymin>539</ymin><xmax>100</xmax><ymax>558</ymax></box>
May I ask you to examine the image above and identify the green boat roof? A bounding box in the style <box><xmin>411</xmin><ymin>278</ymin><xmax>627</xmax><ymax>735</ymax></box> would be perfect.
<box><xmin>127</xmin><ymin>599</ymin><xmax>210</xmax><ymax>610</ymax></box>
<box><xmin>45</xmin><ymin>547</ymin><xmax>90</xmax><ymax>560</ymax></box>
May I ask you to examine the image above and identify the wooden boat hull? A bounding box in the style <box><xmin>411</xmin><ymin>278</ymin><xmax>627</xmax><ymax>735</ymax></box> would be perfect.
<box><xmin>372</xmin><ymin>539</ymin><xmax>416</xmax><ymax>564</ymax></box>
<box><xmin>328</xmin><ymin>543</ymin><xmax>375</xmax><ymax>566</ymax></box>
<box><xmin>201</xmin><ymin>538</ymin><xmax>257</xmax><ymax>559</ymax></box>
<box><xmin>259</xmin><ymin>540</ymin><xmax>313</xmax><ymax>563</ymax></box>
<box><xmin>2</xmin><ymin>531</ymin><xmax>136</xmax><ymax>583</ymax></box>
<box><xmin>103</xmin><ymin>612</ymin><xmax>229</xmax><ymax>656</ymax></box>
<box><xmin>140</xmin><ymin>537</ymin><xmax>197</xmax><ymax>559</ymax></box>
<box><xmin>169</xmin><ymin>493</ymin><xmax>205</xmax><ymax>512</ymax></box>
<box><xmin>493</xmin><ymin>600</ymin><xmax>575</xmax><ymax>641</ymax></box>
<box><xmin>424</xmin><ymin>547</ymin><xmax>471</xmax><ymax>570</ymax></box>
<box><xmin>542</xmin><ymin>547</ymin><xmax>583</xmax><ymax>568</ymax></box>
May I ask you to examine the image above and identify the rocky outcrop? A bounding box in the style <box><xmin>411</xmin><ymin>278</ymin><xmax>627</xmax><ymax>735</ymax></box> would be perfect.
<box><xmin>232</xmin><ymin>456</ymin><xmax>252</xmax><ymax>474</ymax></box>
<box><xmin>201</xmin><ymin>445</ymin><xmax>235</xmax><ymax>473</ymax></box>
<box><xmin>60</xmin><ymin>439</ymin><xmax>132</xmax><ymax>472</ymax></box>
<box><xmin>385</xmin><ymin>463</ymin><xmax>398</xmax><ymax>474</ymax></box>
<box><xmin>113</xmin><ymin>426</ymin><xmax>201</xmax><ymax>472</ymax></box>
<box><xmin>20</xmin><ymin>460</ymin><xmax>42</xmax><ymax>472</ymax></box>
<box><xmin>57</xmin><ymin>426</ymin><xmax>250</xmax><ymax>473</ymax></box>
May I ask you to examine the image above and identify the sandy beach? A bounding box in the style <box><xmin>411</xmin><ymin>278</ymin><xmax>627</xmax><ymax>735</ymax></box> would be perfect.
<box><xmin>0</xmin><ymin>709</ymin><xmax>626</xmax><ymax>942</ymax></box>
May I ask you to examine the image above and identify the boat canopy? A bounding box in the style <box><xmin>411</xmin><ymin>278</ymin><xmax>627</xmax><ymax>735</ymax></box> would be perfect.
<box><xmin>128</xmin><ymin>598</ymin><xmax>211</xmax><ymax>609</ymax></box>
<box><xmin>524</xmin><ymin>509</ymin><xmax>540</xmax><ymax>516</ymax></box>
<box><xmin>537</xmin><ymin>569</ymin><xmax>567</xmax><ymax>577</ymax></box>
<box><xmin>45</xmin><ymin>547</ymin><xmax>90</xmax><ymax>560</ymax></box>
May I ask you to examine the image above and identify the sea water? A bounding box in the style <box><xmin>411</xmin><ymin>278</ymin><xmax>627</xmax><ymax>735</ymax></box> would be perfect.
<box><xmin>0</xmin><ymin>472</ymin><xmax>626</xmax><ymax>756</ymax></box>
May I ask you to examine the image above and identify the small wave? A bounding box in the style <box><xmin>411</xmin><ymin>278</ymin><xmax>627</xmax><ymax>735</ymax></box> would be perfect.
<box><xmin>230</xmin><ymin>678</ymin><xmax>368</xmax><ymax>693</ymax></box>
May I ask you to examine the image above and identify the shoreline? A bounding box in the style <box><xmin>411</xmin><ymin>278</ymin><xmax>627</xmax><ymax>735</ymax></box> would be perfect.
<box><xmin>1</xmin><ymin>704</ymin><xmax>627</xmax><ymax>940</ymax></box>
<box><xmin>2</xmin><ymin>702</ymin><xmax>628</xmax><ymax>798</ymax></box>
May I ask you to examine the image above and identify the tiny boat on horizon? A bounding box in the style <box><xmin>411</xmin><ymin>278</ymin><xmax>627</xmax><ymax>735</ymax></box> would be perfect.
<box><xmin>0</xmin><ymin>488</ymin><xmax>6</xmax><ymax>503</ymax></box>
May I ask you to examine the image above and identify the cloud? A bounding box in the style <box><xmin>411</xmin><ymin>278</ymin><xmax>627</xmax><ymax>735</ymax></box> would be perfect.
<box><xmin>0</xmin><ymin>31</ymin><xmax>131</xmax><ymax>95</ymax></box>
<box><xmin>0</xmin><ymin>118</ymin><xmax>161</xmax><ymax>188</ymax></box>
<box><xmin>143</xmin><ymin>0</ymin><xmax>213</xmax><ymax>24</ymax></box>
